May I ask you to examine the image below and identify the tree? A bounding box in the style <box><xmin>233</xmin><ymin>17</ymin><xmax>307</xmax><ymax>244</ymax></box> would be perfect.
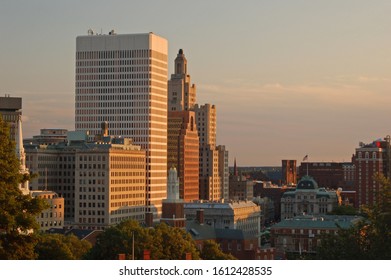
<box><xmin>86</xmin><ymin>219</ymin><xmax>201</xmax><ymax>260</ymax></box>
<box><xmin>0</xmin><ymin>116</ymin><xmax>48</xmax><ymax>259</ymax></box>
<box><xmin>86</xmin><ymin>219</ymin><xmax>152</xmax><ymax>260</ymax></box>
<box><xmin>35</xmin><ymin>234</ymin><xmax>92</xmax><ymax>260</ymax></box>
<box><xmin>150</xmin><ymin>222</ymin><xmax>200</xmax><ymax>260</ymax></box>
<box><xmin>200</xmin><ymin>240</ymin><xmax>236</xmax><ymax>260</ymax></box>
<box><xmin>317</xmin><ymin>174</ymin><xmax>391</xmax><ymax>259</ymax></box>
<box><xmin>328</xmin><ymin>205</ymin><xmax>358</xmax><ymax>216</ymax></box>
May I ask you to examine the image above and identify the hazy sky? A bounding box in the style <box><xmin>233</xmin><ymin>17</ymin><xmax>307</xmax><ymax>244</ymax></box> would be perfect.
<box><xmin>1</xmin><ymin>0</ymin><xmax>390</xmax><ymax>166</ymax></box>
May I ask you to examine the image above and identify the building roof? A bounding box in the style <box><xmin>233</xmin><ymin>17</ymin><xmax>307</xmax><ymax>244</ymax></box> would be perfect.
<box><xmin>185</xmin><ymin>220</ymin><xmax>253</xmax><ymax>241</ymax></box>
<box><xmin>184</xmin><ymin>200</ymin><xmax>258</xmax><ymax>210</ymax></box>
<box><xmin>296</xmin><ymin>175</ymin><xmax>318</xmax><ymax>190</ymax></box>
<box><xmin>271</xmin><ymin>215</ymin><xmax>361</xmax><ymax>230</ymax></box>
<box><xmin>185</xmin><ymin>220</ymin><xmax>216</xmax><ymax>240</ymax></box>
<box><xmin>282</xmin><ymin>175</ymin><xmax>337</xmax><ymax>199</ymax></box>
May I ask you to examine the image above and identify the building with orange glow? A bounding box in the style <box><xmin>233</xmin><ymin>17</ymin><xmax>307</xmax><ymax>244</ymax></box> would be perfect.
<box><xmin>168</xmin><ymin>110</ymin><xmax>199</xmax><ymax>201</ymax></box>
<box><xmin>194</xmin><ymin>104</ymin><xmax>221</xmax><ymax>201</ymax></box>
<box><xmin>282</xmin><ymin>160</ymin><xmax>297</xmax><ymax>186</ymax></box>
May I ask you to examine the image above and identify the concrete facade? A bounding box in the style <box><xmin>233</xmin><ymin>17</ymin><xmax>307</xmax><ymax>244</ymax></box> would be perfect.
<box><xmin>31</xmin><ymin>191</ymin><xmax>64</xmax><ymax>231</ymax></box>
<box><xmin>168</xmin><ymin>49</ymin><xmax>196</xmax><ymax>111</ymax></box>
<box><xmin>75</xmin><ymin>32</ymin><xmax>168</xmax><ymax>220</ymax></box>
<box><xmin>280</xmin><ymin>176</ymin><xmax>339</xmax><ymax>219</ymax></box>
<box><xmin>194</xmin><ymin>104</ymin><xmax>221</xmax><ymax>201</ymax></box>
<box><xmin>74</xmin><ymin>138</ymin><xmax>146</xmax><ymax>229</ymax></box>
<box><xmin>25</xmin><ymin>132</ymin><xmax>146</xmax><ymax>229</ymax></box>
<box><xmin>184</xmin><ymin>200</ymin><xmax>261</xmax><ymax>238</ymax></box>
<box><xmin>229</xmin><ymin>175</ymin><xmax>254</xmax><ymax>201</ymax></box>
<box><xmin>24</xmin><ymin>128</ymin><xmax>68</xmax><ymax>145</ymax></box>
<box><xmin>217</xmin><ymin>145</ymin><xmax>229</xmax><ymax>200</ymax></box>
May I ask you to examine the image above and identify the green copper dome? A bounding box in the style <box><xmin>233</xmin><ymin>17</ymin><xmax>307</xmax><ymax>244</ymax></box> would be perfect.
<box><xmin>296</xmin><ymin>175</ymin><xmax>319</xmax><ymax>190</ymax></box>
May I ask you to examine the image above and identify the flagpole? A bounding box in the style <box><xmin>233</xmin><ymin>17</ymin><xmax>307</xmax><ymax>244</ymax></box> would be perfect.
<box><xmin>306</xmin><ymin>156</ymin><xmax>308</xmax><ymax>176</ymax></box>
<box><xmin>303</xmin><ymin>155</ymin><xmax>309</xmax><ymax>176</ymax></box>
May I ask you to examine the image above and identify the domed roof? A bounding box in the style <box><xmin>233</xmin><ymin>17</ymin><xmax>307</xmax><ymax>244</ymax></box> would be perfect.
<box><xmin>296</xmin><ymin>175</ymin><xmax>319</xmax><ymax>190</ymax></box>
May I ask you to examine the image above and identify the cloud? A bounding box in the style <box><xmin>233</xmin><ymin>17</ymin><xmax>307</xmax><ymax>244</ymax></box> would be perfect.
<box><xmin>197</xmin><ymin>76</ymin><xmax>391</xmax><ymax>165</ymax></box>
<box><xmin>16</xmin><ymin>91</ymin><xmax>74</xmax><ymax>137</ymax></box>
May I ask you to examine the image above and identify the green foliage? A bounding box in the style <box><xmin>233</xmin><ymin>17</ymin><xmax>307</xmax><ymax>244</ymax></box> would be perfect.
<box><xmin>200</xmin><ymin>240</ymin><xmax>236</xmax><ymax>260</ymax></box>
<box><xmin>0</xmin><ymin>116</ymin><xmax>48</xmax><ymax>259</ymax></box>
<box><xmin>86</xmin><ymin>219</ymin><xmax>152</xmax><ymax>260</ymax></box>
<box><xmin>86</xmin><ymin>219</ymin><xmax>201</xmax><ymax>260</ymax></box>
<box><xmin>317</xmin><ymin>174</ymin><xmax>391</xmax><ymax>259</ymax></box>
<box><xmin>35</xmin><ymin>234</ymin><xmax>92</xmax><ymax>260</ymax></box>
<box><xmin>328</xmin><ymin>205</ymin><xmax>358</xmax><ymax>216</ymax></box>
<box><xmin>151</xmin><ymin>222</ymin><xmax>200</xmax><ymax>260</ymax></box>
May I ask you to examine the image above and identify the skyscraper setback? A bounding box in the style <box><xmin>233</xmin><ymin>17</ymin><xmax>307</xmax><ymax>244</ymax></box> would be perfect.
<box><xmin>168</xmin><ymin>49</ymin><xmax>228</xmax><ymax>201</ymax></box>
<box><xmin>75</xmin><ymin>31</ymin><xmax>168</xmax><ymax>219</ymax></box>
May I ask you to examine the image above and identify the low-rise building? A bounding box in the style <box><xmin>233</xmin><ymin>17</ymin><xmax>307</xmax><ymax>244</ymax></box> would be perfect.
<box><xmin>270</xmin><ymin>215</ymin><xmax>361</xmax><ymax>258</ymax></box>
<box><xmin>184</xmin><ymin>200</ymin><xmax>261</xmax><ymax>240</ymax></box>
<box><xmin>26</xmin><ymin>127</ymin><xmax>146</xmax><ymax>230</ymax></box>
<box><xmin>31</xmin><ymin>190</ymin><xmax>64</xmax><ymax>232</ymax></box>
<box><xmin>280</xmin><ymin>176</ymin><xmax>339</xmax><ymax>219</ymax></box>
<box><xmin>229</xmin><ymin>175</ymin><xmax>254</xmax><ymax>201</ymax></box>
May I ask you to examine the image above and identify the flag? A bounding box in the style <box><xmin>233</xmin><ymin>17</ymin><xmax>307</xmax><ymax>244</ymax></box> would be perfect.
<box><xmin>303</xmin><ymin>155</ymin><xmax>308</xmax><ymax>161</ymax></box>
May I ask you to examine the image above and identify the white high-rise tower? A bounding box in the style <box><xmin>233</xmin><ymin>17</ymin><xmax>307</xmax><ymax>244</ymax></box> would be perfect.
<box><xmin>75</xmin><ymin>31</ymin><xmax>168</xmax><ymax>219</ymax></box>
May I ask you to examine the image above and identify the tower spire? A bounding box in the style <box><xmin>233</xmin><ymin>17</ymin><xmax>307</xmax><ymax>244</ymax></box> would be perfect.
<box><xmin>234</xmin><ymin>157</ymin><xmax>238</xmax><ymax>176</ymax></box>
<box><xmin>15</xmin><ymin>115</ymin><xmax>29</xmax><ymax>194</ymax></box>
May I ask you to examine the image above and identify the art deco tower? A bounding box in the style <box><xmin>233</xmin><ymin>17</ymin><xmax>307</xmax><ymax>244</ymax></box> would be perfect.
<box><xmin>168</xmin><ymin>49</ymin><xmax>196</xmax><ymax>111</ymax></box>
<box><xmin>167</xmin><ymin>49</ymin><xmax>199</xmax><ymax>201</ymax></box>
<box><xmin>75</xmin><ymin>31</ymin><xmax>168</xmax><ymax>219</ymax></box>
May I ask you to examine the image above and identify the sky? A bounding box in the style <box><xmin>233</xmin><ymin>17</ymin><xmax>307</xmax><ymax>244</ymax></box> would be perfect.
<box><xmin>1</xmin><ymin>0</ymin><xmax>390</xmax><ymax>166</ymax></box>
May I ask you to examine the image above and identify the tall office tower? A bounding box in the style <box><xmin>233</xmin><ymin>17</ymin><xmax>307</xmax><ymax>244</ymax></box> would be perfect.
<box><xmin>168</xmin><ymin>49</ymin><xmax>196</xmax><ymax>111</ymax></box>
<box><xmin>217</xmin><ymin>145</ymin><xmax>229</xmax><ymax>200</ymax></box>
<box><xmin>194</xmin><ymin>104</ymin><xmax>221</xmax><ymax>200</ymax></box>
<box><xmin>353</xmin><ymin>139</ymin><xmax>390</xmax><ymax>208</ymax></box>
<box><xmin>281</xmin><ymin>160</ymin><xmax>297</xmax><ymax>186</ymax></box>
<box><xmin>194</xmin><ymin>104</ymin><xmax>216</xmax><ymax>147</ymax></box>
<box><xmin>167</xmin><ymin>111</ymin><xmax>199</xmax><ymax>201</ymax></box>
<box><xmin>75</xmin><ymin>31</ymin><xmax>168</xmax><ymax>219</ymax></box>
<box><xmin>0</xmin><ymin>95</ymin><xmax>29</xmax><ymax>195</ymax></box>
<box><xmin>167</xmin><ymin>50</ymin><xmax>227</xmax><ymax>201</ymax></box>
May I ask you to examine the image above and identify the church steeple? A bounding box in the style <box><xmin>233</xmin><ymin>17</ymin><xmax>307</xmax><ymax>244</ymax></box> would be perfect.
<box><xmin>234</xmin><ymin>157</ymin><xmax>238</xmax><ymax>176</ymax></box>
<box><xmin>15</xmin><ymin>115</ymin><xmax>29</xmax><ymax>195</ymax></box>
<box><xmin>167</xmin><ymin>166</ymin><xmax>180</xmax><ymax>200</ymax></box>
<box><xmin>161</xmin><ymin>166</ymin><xmax>185</xmax><ymax>228</ymax></box>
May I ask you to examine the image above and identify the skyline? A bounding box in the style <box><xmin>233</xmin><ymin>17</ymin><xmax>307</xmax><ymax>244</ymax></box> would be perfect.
<box><xmin>1</xmin><ymin>0</ymin><xmax>391</xmax><ymax>166</ymax></box>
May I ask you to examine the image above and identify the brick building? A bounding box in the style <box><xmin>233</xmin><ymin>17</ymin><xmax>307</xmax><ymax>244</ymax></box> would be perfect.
<box><xmin>271</xmin><ymin>215</ymin><xmax>361</xmax><ymax>258</ymax></box>
<box><xmin>352</xmin><ymin>138</ymin><xmax>391</xmax><ymax>208</ymax></box>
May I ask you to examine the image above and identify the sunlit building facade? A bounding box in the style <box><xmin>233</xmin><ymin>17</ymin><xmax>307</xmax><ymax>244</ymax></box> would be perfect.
<box><xmin>75</xmin><ymin>31</ymin><xmax>168</xmax><ymax>219</ymax></box>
